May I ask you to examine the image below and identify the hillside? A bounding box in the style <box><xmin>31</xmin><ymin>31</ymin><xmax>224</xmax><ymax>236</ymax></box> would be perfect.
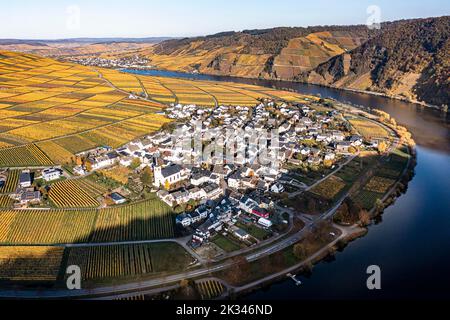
<box><xmin>299</xmin><ymin>16</ymin><xmax>450</xmax><ymax>106</ymax></box>
<box><xmin>144</xmin><ymin>26</ymin><xmax>377</xmax><ymax>79</ymax></box>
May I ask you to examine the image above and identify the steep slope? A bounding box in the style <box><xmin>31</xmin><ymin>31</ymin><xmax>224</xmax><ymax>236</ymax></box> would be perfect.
<box><xmin>143</xmin><ymin>26</ymin><xmax>376</xmax><ymax>79</ymax></box>
<box><xmin>300</xmin><ymin>16</ymin><xmax>449</xmax><ymax>106</ymax></box>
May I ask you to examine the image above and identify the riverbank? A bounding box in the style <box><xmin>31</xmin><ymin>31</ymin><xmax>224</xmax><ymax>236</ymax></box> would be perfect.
<box><xmin>121</xmin><ymin>68</ymin><xmax>448</xmax><ymax>113</ymax></box>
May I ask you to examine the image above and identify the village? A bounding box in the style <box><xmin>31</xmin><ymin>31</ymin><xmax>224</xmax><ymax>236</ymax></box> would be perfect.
<box><xmin>66</xmin><ymin>54</ymin><xmax>151</xmax><ymax>69</ymax></box>
<box><xmin>0</xmin><ymin>97</ymin><xmax>387</xmax><ymax>254</ymax></box>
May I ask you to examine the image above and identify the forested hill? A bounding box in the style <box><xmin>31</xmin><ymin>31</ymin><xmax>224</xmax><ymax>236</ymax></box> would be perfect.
<box><xmin>299</xmin><ymin>16</ymin><xmax>449</xmax><ymax>107</ymax></box>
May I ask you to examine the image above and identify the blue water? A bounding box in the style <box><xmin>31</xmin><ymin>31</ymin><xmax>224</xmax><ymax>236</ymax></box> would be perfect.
<box><xmin>123</xmin><ymin>68</ymin><xmax>450</xmax><ymax>299</ymax></box>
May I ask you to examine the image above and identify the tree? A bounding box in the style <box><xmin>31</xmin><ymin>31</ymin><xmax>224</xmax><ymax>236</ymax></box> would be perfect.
<box><xmin>293</xmin><ymin>243</ymin><xmax>308</xmax><ymax>261</ymax></box>
<box><xmin>129</xmin><ymin>158</ymin><xmax>141</xmax><ymax>170</ymax></box>
<box><xmin>378</xmin><ymin>141</ymin><xmax>388</xmax><ymax>153</ymax></box>
<box><xmin>375</xmin><ymin>199</ymin><xmax>385</xmax><ymax>212</ymax></box>
<box><xmin>323</xmin><ymin>159</ymin><xmax>333</xmax><ymax>168</ymax></box>
<box><xmin>164</xmin><ymin>179</ymin><xmax>171</xmax><ymax>191</ymax></box>
<box><xmin>179</xmin><ymin>279</ymin><xmax>189</xmax><ymax>288</ymax></box>
<box><xmin>141</xmin><ymin>167</ymin><xmax>153</xmax><ymax>186</ymax></box>
<box><xmin>85</xmin><ymin>161</ymin><xmax>92</xmax><ymax>172</ymax></box>
<box><xmin>359</xmin><ymin>210</ymin><xmax>371</xmax><ymax>227</ymax></box>
<box><xmin>228</xmin><ymin>256</ymin><xmax>250</xmax><ymax>284</ymax></box>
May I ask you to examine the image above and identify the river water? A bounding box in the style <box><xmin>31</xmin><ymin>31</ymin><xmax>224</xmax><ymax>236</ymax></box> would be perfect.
<box><xmin>123</xmin><ymin>69</ymin><xmax>450</xmax><ymax>300</ymax></box>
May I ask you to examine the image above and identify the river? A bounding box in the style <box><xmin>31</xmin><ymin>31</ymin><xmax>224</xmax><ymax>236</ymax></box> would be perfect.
<box><xmin>123</xmin><ymin>69</ymin><xmax>450</xmax><ymax>300</ymax></box>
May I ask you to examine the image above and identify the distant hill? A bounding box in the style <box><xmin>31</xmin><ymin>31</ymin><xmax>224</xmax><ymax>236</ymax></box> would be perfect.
<box><xmin>147</xmin><ymin>26</ymin><xmax>378</xmax><ymax>79</ymax></box>
<box><xmin>299</xmin><ymin>16</ymin><xmax>449</xmax><ymax>107</ymax></box>
<box><xmin>141</xmin><ymin>17</ymin><xmax>448</xmax><ymax>107</ymax></box>
<box><xmin>0</xmin><ymin>37</ymin><xmax>174</xmax><ymax>45</ymax></box>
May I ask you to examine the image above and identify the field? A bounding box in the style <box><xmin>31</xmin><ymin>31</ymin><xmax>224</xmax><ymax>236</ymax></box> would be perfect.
<box><xmin>0</xmin><ymin>198</ymin><xmax>174</xmax><ymax>244</ymax></box>
<box><xmin>349</xmin><ymin>118</ymin><xmax>389</xmax><ymax>140</ymax></box>
<box><xmin>212</xmin><ymin>234</ymin><xmax>241</xmax><ymax>252</ymax></box>
<box><xmin>0</xmin><ymin>246</ymin><xmax>64</xmax><ymax>281</ymax></box>
<box><xmin>98</xmin><ymin>166</ymin><xmax>131</xmax><ymax>185</ymax></box>
<box><xmin>64</xmin><ymin>242</ymin><xmax>194</xmax><ymax>283</ymax></box>
<box><xmin>236</xmin><ymin>222</ymin><xmax>271</xmax><ymax>241</ymax></box>
<box><xmin>196</xmin><ymin>280</ymin><xmax>225</xmax><ymax>300</ymax></box>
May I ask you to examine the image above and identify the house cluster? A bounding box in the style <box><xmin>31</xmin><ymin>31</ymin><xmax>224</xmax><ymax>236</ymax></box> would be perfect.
<box><xmin>182</xmin><ymin>190</ymin><xmax>275</xmax><ymax>246</ymax></box>
<box><xmin>11</xmin><ymin>171</ymin><xmax>41</xmax><ymax>207</ymax></box>
<box><xmin>68</xmin><ymin>55</ymin><xmax>150</xmax><ymax>69</ymax></box>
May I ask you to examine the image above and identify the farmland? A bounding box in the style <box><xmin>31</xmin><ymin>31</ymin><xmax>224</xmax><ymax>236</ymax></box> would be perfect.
<box><xmin>64</xmin><ymin>242</ymin><xmax>194</xmax><ymax>283</ymax></box>
<box><xmin>48</xmin><ymin>180</ymin><xmax>100</xmax><ymax>208</ymax></box>
<box><xmin>0</xmin><ymin>50</ymin><xmax>316</xmax><ymax>169</ymax></box>
<box><xmin>364</xmin><ymin>176</ymin><xmax>396</xmax><ymax>194</ymax></box>
<box><xmin>310</xmin><ymin>175</ymin><xmax>347</xmax><ymax>201</ymax></box>
<box><xmin>0</xmin><ymin>170</ymin><xmax>19</xmax><ymax>193</ymax></box>
<box><xmin>349</xmin><ymin>118</ymin><xmax>390</xmax><ymax>140</ymax></box>
<box><xmin>0</xmin><ymin>197</ymin><xmax>174</xmax><ymax>245</ymax></box>
<box><xmin>0</xmin><ymin>51</ymin><xmax>168</xmax><ymax>166</ymax></box>
<box><xmin>0</xmin><ymin>246</ymin><xmax>64</xmax><ymax>281</ymax></box>
<box><xmin>90</xmin><ymin>199</ymin><xmax>174</xmax><ymax>242</ymax></box>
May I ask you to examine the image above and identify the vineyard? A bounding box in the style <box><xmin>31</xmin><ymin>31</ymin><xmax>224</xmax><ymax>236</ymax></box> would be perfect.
<box><xmin>0</xmin><ymin>144</ymin><xmax>53</xmax><ymax>167</ymax></box>
<box><xmin>0</xmin><ymin>246</ymin><xmax>64</xmax><ymax>281</ymax></box>
<box><xmin>349</xmin><ymin>119</ymin><xmax>389</xmax><ymax>140</ymax></box>
<box><xmin>0</xmin><ymin>50</ymin><xmax>319</xmax><ymax>163</ymax></box>
<box><xmin>90</xmin><ymin>199</ymin><xmax>175</xmax><ymax>242</ymax></box>
<box><xmin>36</xmin><ymin>141</ymin><xmax>75</xmax><ymax>165</ymax></box>
<box><xmin>48</xmin><ymin>180</ymin><xmax>100</xmax><ymax>208</ymax></box>
<box><xmin>0</xmin><ymin>51</ymin><xmax>169</xmax><ymax>158</ymax></box>
<box><xmin>196</xmin><ymin>280</ymin><xmax>226</xmax><ymax>300</ymax></box>
<box><xmin>364</xmin><ymin>176</ymin><xmax>396</xmax><ymax>194</ymax></box>
<box><xmin>0</xmin><ymin>209</ymin><xmax>96</xmax><ymax>244</ymax></box>
<box><xmin>64</xmin><ymin>242</ymin><xmax>194</xmax><ymax>283</ymax></box>
<box><xmin>353</xmin><ymin>190</ymin><xmax>384</xmax><ymax>210</ymax></box>
<box><xmin>0</xmin><ymin>198</ymin><xmax>175</xmax><ymax>245</ymax></box>
<box><xmin>0</xmin><ymin>195</ymin><xmax>13</xmax><ymax>208</ymax></box>
<box><xmin>311</xmin><ymin>175</ymin><xmax>347</xmax><ymax>200</ymax></box>
<box><xmin>0</xmin><ymin>170</ymin><xmax>19</xmax><ymax>193</ymax></box>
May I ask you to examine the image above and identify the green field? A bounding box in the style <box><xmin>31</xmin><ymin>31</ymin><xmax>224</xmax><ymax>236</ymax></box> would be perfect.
<box><xmin>212</xmin><ymin>234</ymin><xmax>241</xmax><ymax>252</ymax></box>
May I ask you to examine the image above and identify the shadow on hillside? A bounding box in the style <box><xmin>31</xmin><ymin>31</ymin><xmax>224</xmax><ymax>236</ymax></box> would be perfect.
<box><xmin>0</xmin><ymin>214</ymin><xmax>195</xmax><ymax>292</ymax></box>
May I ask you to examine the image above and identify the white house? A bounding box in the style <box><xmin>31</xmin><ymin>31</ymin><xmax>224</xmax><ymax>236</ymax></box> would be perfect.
<box><xmin>258</xmin><ymin>218</ymin><xmax>273</xmax><ymax>228</ymax></box>
<box><xmin>270</xmin><ymin>183</ymin><xmax>285</xmax><ymax>194</ymax></box>
<box><xmin>42</xmin><ymin>168</ymin><xmax>63</xmax><ymax>182</ymax></box>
